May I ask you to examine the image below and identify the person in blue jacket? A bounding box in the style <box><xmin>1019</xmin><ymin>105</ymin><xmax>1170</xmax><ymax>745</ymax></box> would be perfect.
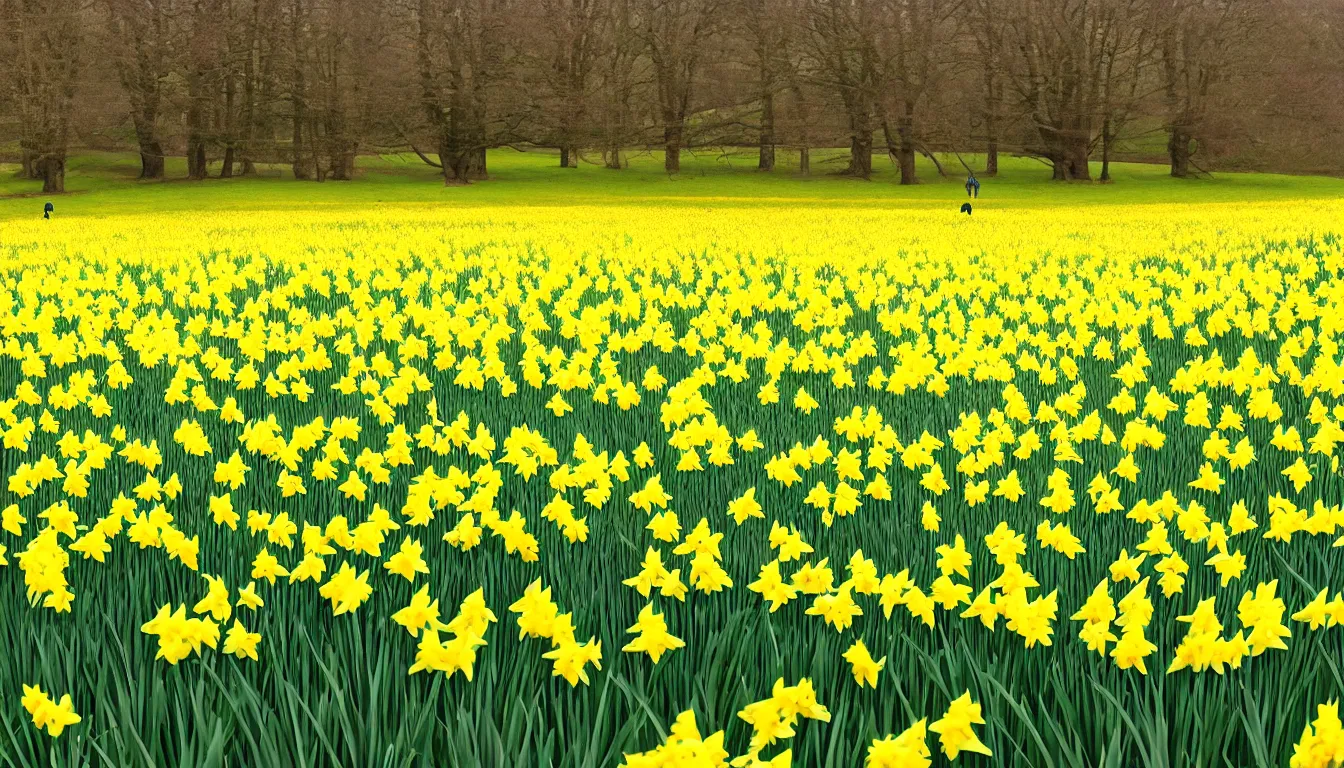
<box><xmin>965</xmin><ymin>173</ymin><xmax>980</xmax><ymax>198</ymax></box>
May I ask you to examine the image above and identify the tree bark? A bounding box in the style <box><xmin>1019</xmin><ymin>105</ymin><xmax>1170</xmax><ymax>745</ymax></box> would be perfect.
<box><xmin>128</xmin><ymin>98</ymin><xmax>164</xmax><ymax>180</ymax></box>
<box><xmin>444</xmin><ymin>65</ymin><xmax>472</xmax><ymax>182</ymax></box>
<box><xmin>238</xmin><ymin>0</ymin><xmax>260</xmax><ymax>175</ymax></box>
<box><xmin>188</xmin><ymin>141</ymin><xmax>208</xmax><ymax>179</ymax></box>
<box><xmin>897</xmin><ymin>100</ymin><xmax>916</xmax><ymax>184</ymax></box>
<box><xmin>758</xmin><ymin>91</ymin><xmax>775</xmax><ymax>171</ymax></box>
<box><xmin>1100</xmin><ymin>117</ymin><xmax>1112</xmax><ymax>182</ymax></box>
<box><xmin>138</xmin><ymin>141</ymin><xmax>165</xmax><ymax>179</ymax></box>
<box><xmin>221</xmin><ymin>145</ymin><xmax>236</xmax><ymax>178</ymax></box>
<box><xmin>328</xmin><ymin>147</ymin><xmax>355</xmax><ymax>180</ymax></box>
<box><xmin>978</xmin><ymin>8</ymin><xmax>1001</xmax><ymax>177</ymax></box>
<box><xmin>219</xmin><ymin>63</ymin><xmax>237</xmax><ymax>178</ymax></box>
<box><xmin>847</xmin><ymin>134</ymin><xmax>872</xmax><ymax>178</ymax></box>
<box><xmin>881</xmin><ymin>118</ymin><xmax>916</xmax><ymax>184</ymax></box>
<box><xmin>134</xmin><ymin>104</ymin><xmax>165</xmax><ymax>179</ymax></box>
<box><xmin>664</xmin><ymin>123</ymin><xmax>681</xmax><ymax>172</ymax></box>
<box><xmin>291</xmin><ymin>0</ymin><xmax>312</xmax><ymax>180</ymax></box>
<box><xmin>845</xmin><ymin>106</ymin><xmax>873</xmax><ymax>178</ymax></box>
<box><xmin>291</xmin><ymin>115</ymin><xmax>310</xmax><ymax>179</ymax></box>
<box><xmin>1064</xmin><ymin>131</ymin><xmax>1091</xmax><ymax>180</ymax></box>
<box><xmin>19</xmin><ymin>147</ymin><xmax>38</xmax><ymax>179</ymax></box>
<box><xmin>467</xmin><ymin>147</ymin><xmax>487</xmax><ymax>179</ymax></box>
<box><xmin>40</xmin><ymin>155</ymin><xmax>65</xmax><ymax>193</ymax></box>
<box><xmin>1169</xmin><ymin>127</ymin><xmax>1191</xmax><ymax>178</ymax></box>
<box><xmin>605</xmin><ymin>145</ymin><xmax>622</xmax><ymax>169</ymax></box>
<box><xmin>308</xmin><ymin>116</ymin><xmax>325</xmax><ymax>181</ymax></box>
<box><xmin>187</xmin><ymin>76</ymin><xmax>208</xmax><ymax>180</ymax></box>
<box><xmin>789</xmin><ymin>78</ymin><xmax>810</xmax><ymax>176</ymax></box>
<box><xmin>1046</xmin><ymin>128</ymin><xmax>1091</xmax><ymax>181</ymax></box>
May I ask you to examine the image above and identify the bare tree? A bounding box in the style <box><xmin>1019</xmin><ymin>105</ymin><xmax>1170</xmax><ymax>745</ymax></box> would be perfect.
<box><xmin>877</xmin><ymin>0</ymin><xmax>959</xmax><ymax>184</ymax></box>
<box><xmin>636</xmin><ymin>0</ymin><xmax>721</xmax><ymax>172</ymax></box>
<box><xmin>182</xmin><ymin>0</ymin><xmax>219</xmax><ymax>179</ymax></box>
<box><xmin>1155</xmin><ymin>0</ymin><xmax>1256</xmax><ymax>176</ymax></box>
<box><xmin>530</xmin><ymin>0</ymin><xmax>606</xmax><ymax>166</ymax></box>
<box><xmin>288</xmin><ymin>0</ymin><xmax>383</xmax><ymax>180</ymax></box>
<box><xmin>103</xmin><ymin>0</ymin><xmax>173</xmax><ymax>178</ymax></box>
<box><xmin>238</xmin><ymin>0</ymin><xmax>283</xmax><ymax>173</ymax></box>
<box><xmin>1</xmin><ymin>0</ymin><xmax>1339</xmax><ymax>188</ymax></box>
<box><xmin>1003</xmin><ymin>0</ymin><xmax>1144</xmax><ymax>180</ymax></box>
<box><xmin>802</xmin><ymin>0</ymin><xmax>883</xmax><ymax>177</ymax></box>
<box><xmin>414</xmin><ymin>0</ymin><xmax>525</xmax><ymax>182</ymax></box>
<box><xmin>591</xmin><ymin>0</ymin><xmax>642</xmax><ymax>168</ymax></box>
<box><xmin>965</xmin><ymin>0</ymin><xmax>1004</xmax><ymax>174</ymax></box>
<box><xmin>1</xmin><ymin>0</ymin><xmax>82</xmax><ymax>192</ymax></box>
<box><xmin>737</xmin><ymin>0</ymin><xmax>795</xmax><ymax>170</ymax></box>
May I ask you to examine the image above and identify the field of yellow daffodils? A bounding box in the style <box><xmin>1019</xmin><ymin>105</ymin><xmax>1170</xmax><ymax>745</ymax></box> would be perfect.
<box><xmin>3</xmin><ymin>200</ymin><xmax>1344</xmax><ymax>767</ymax></box>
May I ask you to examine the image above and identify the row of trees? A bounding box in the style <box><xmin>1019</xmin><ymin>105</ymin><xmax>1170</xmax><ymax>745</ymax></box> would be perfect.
<box><xmin>1</xmin><ymin>0</ymin><xmax>1340</xmax><ymax>192</ymax></box>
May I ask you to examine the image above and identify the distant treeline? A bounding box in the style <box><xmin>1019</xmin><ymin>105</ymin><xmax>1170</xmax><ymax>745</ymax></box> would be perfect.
<box><xmin>2</xmin><ymin>0</ymin><xmax>1341</xmax><ymax>192</ymax></box>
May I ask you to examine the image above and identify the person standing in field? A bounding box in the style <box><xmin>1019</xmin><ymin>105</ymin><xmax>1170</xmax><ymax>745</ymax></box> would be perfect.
<box><xmin>965</xmin><ymin>173</ymin><xmax>980</xmax><ymax>198</ymax></box>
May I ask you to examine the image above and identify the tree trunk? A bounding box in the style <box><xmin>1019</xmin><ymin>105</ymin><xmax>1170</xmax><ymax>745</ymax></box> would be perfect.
<box><xmin>239</xmin><ymin>0</ymin><xmax>259</xmax><ymax>175</ymax></box>
<box><xmin>187</xmin><ymin>87</ymin><xmax>208</xmax><ymax>180</ymax></box>
<box><xmin>328</xmin><ymin>148</ymin><xmax>355</xmax><ymax>180</ymax></box>
<box><xmin>605</xmin><ymin>145</ymin><xmax>621</xmax><ymax>169</ymax></box>
<box><xmin>188</xmin><ymin>138</ymin><xmax>208</xmax><ymax>180</ymax></box>
<box><xmin>19</xmin><ymin>147</ymin><xmax>39</xmax><ymax>179</ymax></box>
<box><xmin>560</xmin><ymin>146</ymin><xmax>571</xmax><ymax>168</ymax></box>
<box><xmin>251</xmin><ymin>0</ymin><xmax>277</xmax><ymax>178</ymax></box>
<box><xmin>220</xmin><ymin>145</ymin><xmax>235</xmax><ymax>178</ymax></box>
<box><xmin>445</xmin><ymin>77</ymin><xmax>470</xmax><ymax>182</ymax></box>
<box><xmin>880</xmin><ymin>120</ymin><xmax>903</xmax><ymax>182</ymax></box>
<box><xmin>664</xmin><ymin>123</ymin><xmax>682</xmax><ymax>173</ymax></box>
<box><xmin>1168</xmin><ymin>126</ymin><xmax>1191</xmax><ymax>178</ymax></box>
<box><xmin>789</xmin><ymin>79</ymin><xmax>811</xmax><ymax>177</ymax></box>
<box><xmin>1051</xmin><ymin>156</ymin><xmax>1068</xmax><ymax>181</ymax></box>
<box><xmin>1049</xmin><ymin>134</ymin><xmax>1068</xmax><ymax>181</ymax></box>
<box><xmin>1100</xmin><ymin>117</ymin><xmax>1112</xmax><ymax>182</ymax></box>
<box><xmin>40</xmin><ymin>155</ymin><xmax>65</xmax><ymax>193</ymax></box>
<box><xmin>1065</xmin><ymin>132</ymin><xmax>1091</xmax><ymax>180</ymax></box>
<box><xmin>1049</xmin><ymin>128</ymin><xmax>1091</xmax><ymax>181</ymax></box>
<box><xmin>291</xmin><ymin>0</ymin><xmax>311</xmax><ymax>180</ymax></box>
<box><xmin>220</xmin><ymin>69</ymin><xmax>236</xmax><ymax>179</ymax></box>
<box><xmin>897</xmin><ymin>101</ymin><xmax>916</xmax><ymax>185</ymax></box>
<box><xmin>308</xmin><ymin>117</ymin><xmax>325</xmax><ymax>181</ymax></box>
<box><xmin>980</xmin><ymin>20</ymin><xmax>1001</xmax><ymax>178</ymax></box>
<box><xmin>758</xmin><ymin>91</ymin><xmax>775</xmax><ymax>171</ymax></box>
<box><xmin>138</xmin><ymin>141</ymin><xmax>165</xmax><ymax>179</ymax></box>
<box><xmin>847</xmin><ymin>134</ymin><xmax>873</xmax><ymax>178</ymax></box>
<box><xmin>291</xmin><ymin>117</ymin><xmax>310</xmax><ymax>179</ymax></box>
<box><xmin>445</xmin><ymin>142</ymin><xmax>471</xmax><ymax>185</ymax></box>
<box><xmin>467</xmin><ymin>147</ymin><xmax>487</xmax><ymax>179</ymax></box>
<box><xmin>880</xmin><ymin>118</ymin><xmax>916</xmax><ymax>184</ymax></box>
<box><xmin>845</xmin><ymin>106</ymin><xmax>873</xmax><ymax>178</ymax></box>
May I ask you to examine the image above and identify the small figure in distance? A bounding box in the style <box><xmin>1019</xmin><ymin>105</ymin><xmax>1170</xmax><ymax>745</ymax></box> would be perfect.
<box><xmin>44</xmin><ymin>202</ymin><xmax>53</xmax><ymax>220</ymax></box>
<box><xmin>960</xmin><ymin>202</ymin><xmax>973</xmax><ymax>215</ymax></box>
<box><xmin>965</xmin><ymin>173</ymin><xmax>980</xmax><ymax>199</ymax></box>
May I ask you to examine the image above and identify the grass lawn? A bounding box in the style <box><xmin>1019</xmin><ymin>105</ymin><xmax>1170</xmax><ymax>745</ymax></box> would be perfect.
<box><xmin>0</xmin><ymin>148</ymin><xmax>1340</xmax><ymax>222</ymax></box>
